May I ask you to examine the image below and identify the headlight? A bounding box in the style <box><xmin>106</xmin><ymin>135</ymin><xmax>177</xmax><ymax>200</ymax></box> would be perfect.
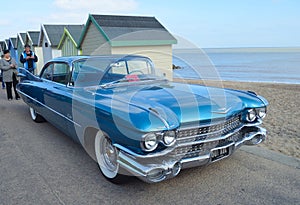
<box><xmin>246</xmin><ymin>109</ymin><xmax>256</xmax><ymax>122</ymax></box>
<box><xmin>163</xmin><ymin>131</ymin><xmax>176</xmax><ymax>146</ymax></box>
<box><xmin>142</xmin><ymin>133</ymin><xmax>158</xmax><ymax>152</ymax></box>
<box><xmin>257</xmin><ymin>107</ymin><xmax>267</xmax><ymax>119</ymax></box>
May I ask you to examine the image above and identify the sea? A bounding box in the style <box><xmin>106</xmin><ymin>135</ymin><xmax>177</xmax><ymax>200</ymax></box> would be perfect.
<box><xmin>172</xmin><ymin>47</ymin><xmax>300</xmax><ymax>84</ymax></box>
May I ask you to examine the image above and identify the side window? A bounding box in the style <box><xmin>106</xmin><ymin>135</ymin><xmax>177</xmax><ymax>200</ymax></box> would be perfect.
<box><xmin>41</xmin><ymin>63</ymin><xmax>54</xmax><ymax>80</ymax></box>
<box><xmin>53</xmin><ymin>63</ymin><xmax>69</xmax><ymax>84</ymax></box>
<box><xmin>127</xmin><ymin>60</ymin><xmax>151</xmax><ymax>75</ymax></box>
<box><xmin>40</xmin><ymin>62</ymin><xmax>69</xmax><ymax>84</ymax></box>
<box><xmin>109</xmin><ymin>61</ymin><xmax>127</xmax><ymax>75</ymax></box>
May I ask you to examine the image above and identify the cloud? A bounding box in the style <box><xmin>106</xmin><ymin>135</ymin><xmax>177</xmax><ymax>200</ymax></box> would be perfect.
<box><xmin>46</xmin><ymin>12</ymin><xmax>88</xmax><ymax>24</ymax></box>
<box><xmin>49</xmin><ymin>0</ymin><xmax>138</xmax><ymax>24</ymax></box>
<box><xmin>0</xmin><ymin>19</ymin><xmax>11</xmax><ymax>26</ymax></box>
<box><xmin>53</xmin><ymin>0</ymin><xmax>138</xmax><ymax>12</ymax></box>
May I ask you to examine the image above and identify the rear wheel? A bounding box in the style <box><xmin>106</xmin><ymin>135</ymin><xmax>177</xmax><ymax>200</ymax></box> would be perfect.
<box><xmin>94</xmin><ymin>131</ymin><xmax>129</xmax><ymax>184</ymax></box>
<box><xmin>29</xmin><ymin>107</ymin><xmax>45</xmax><ymax>123</ymax></box>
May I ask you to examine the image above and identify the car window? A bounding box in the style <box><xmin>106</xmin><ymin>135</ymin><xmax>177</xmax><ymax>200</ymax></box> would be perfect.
<box><xmin>41</xmin><ymin>62</ymin><xmax>69</xmax><ymax>84</ymax></box>
<box><xmin>53</xmin><ymin>63</ymin><xmax>69</xmax><ymax>84</ymax></box>
<box><xmin>109</xmin><ymin>61</ymin><xmax>127</xmax><ymax>75</ymax></box>
<box><xmin>71</xmin><ymin>59</ymin><xmax>111</xmax><ymax>87</ymax></box>
<box><xmin>41</xmin><ymin>63</ymin><xmax>54</xmax><ymax>80</ymax></box>
<box><xmin>127</xmin><ymin>60</ymin><xmax>152</xmax><ymax>75</ymax></box>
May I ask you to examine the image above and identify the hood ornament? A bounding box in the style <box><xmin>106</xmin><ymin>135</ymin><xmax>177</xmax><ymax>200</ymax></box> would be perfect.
<box><xmin>212</xmin><ymin>107</ymin><xmax>232</xmax><ymax>114</ymax></box>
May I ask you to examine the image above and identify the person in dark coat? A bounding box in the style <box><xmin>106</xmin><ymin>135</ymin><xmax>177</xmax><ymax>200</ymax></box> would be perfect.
<box><xmin>0</xmin><ymin>54</ymin><xmax>5</xmax><ymax>89</ymax></box>
<box><xmin>20</xmin><ymin>44</ymin><xmax>38</xmax><ymax>74</ymax></box>
<box><xmin>0</xmin><ymin>50</ymin><xmax>20</xmax><ymax>100</ymax></box>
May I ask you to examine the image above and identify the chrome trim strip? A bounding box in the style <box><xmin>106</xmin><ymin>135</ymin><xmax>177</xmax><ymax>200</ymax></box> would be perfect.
<box><xmin>114</xmin><ymin>143</ymin><xmax>174</xmax><ymax>158</ymax></box>
<box><xmin>17</xmin><ymin>89</ymin><xmax>81</xmax><ymax>128</ymax></box>
<box><xmin>178</xmin><ymin>118</ymin><xmax>261</xmax><ymax>132</ymax></box>
<box><xmin>180</xmin><ymin>154</ymin><xmax>210</xmax><ymax>164</ymax></box>
<box><xmin>211</xmin><ymin>107</ymin><xmax>232</xmax><ymax>114</ymax></box>
<box><xmin>211</xmin><ymin>141</ymin><xmax>235</xmax><ymax>152</ymax></box>
<box><xmin>117</xmin><ymin>151</ymin><xmax>147</xmax><ymax>177</ymax></box>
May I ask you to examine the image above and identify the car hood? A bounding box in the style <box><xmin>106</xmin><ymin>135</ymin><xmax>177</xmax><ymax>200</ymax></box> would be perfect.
<box><xmin>91</xmin><ymin>82</ymin><xmax>267</xmax><ymax>131</ymax></box>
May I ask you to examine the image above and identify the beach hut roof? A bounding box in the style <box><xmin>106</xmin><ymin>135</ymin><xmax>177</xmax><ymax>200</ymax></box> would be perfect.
<box><xmin>27</xmin><ymin>31</ymin><xmax>40</xmax><ymax>46</ymax></box>
<box><xmin>78</xmin><ymin>14</ymin><xmax>177</xmax><ymax>47</ymax></box>
<box><xmin>9</xmin><ymin>37</ymin><xmax>17</xmax><ymax>48</ymax></box>
<box><xmin>39</xmin><ymin>24</ymin><xmax>84</xmax><ymax>47</ymax></box>
<box><xmin>58</xmin><ymin>24</ymin><xmax>84</xmax><ymax>49</ymax></box>
<box><xmin>17</xmin><ymin>32</ymin><xmax>26</xmax><ymax>46</ymax></box>
<box><xmin>0</xmin><ymin>41</ymin><xmax>8</xmax><ymax>50</ymax></box>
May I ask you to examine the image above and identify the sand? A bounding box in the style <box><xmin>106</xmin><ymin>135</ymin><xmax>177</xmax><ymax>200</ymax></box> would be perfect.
<box><xmin>175</xmin><ymin>79</ymin><xmax>300</xmax><ymax>159</ymax></box>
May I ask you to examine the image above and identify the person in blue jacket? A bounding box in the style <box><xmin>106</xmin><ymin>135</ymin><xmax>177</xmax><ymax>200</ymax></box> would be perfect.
<box><xmin>20</xmin><ymin>44</ymin><xmax>38</xmax><ymax>74</ymax></box>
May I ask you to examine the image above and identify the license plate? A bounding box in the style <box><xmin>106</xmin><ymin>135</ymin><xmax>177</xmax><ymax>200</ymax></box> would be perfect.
<box><xmin>211</xmin><ymin>147</ymin><xmax>230</xmax><ymax>161</ymax></box>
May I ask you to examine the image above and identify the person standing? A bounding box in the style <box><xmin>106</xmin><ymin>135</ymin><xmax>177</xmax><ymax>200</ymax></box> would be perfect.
<box><xmin>20</xmin><ymin>44</ymin><xmax>38</xmax><ymax>74</ymax></box>
<box><xmin>0</xmin><ymin>54</ymin><xmax>5</xmax><ymax>89</ymax></box>
<box><xmin>0</xmin><ymin>50</ymin><xmax>20</xmax><ymax>100</ymax></box>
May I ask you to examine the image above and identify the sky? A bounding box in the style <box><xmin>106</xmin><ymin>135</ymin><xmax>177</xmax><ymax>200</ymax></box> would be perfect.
<box><xmin>0</xmin><ymin>0</ymin><xmax>299</xmax><ymax>48</ymax></box>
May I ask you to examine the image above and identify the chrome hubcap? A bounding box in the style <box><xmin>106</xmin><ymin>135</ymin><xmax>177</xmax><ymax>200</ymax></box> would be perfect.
<box><xmin>102</xmin><ymin>138</ymin><xmax>118</xmax><ymax>172</ymax></box>
<box><xmin>95</xmin><ymin>131</ymin><xmax>119</xmax><ymax>178</ymax></box>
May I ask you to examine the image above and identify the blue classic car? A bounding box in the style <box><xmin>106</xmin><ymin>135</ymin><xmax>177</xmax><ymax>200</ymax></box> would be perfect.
<box><xmin>17</xmin><ymin>55</ymin><xmax>268</xmax><ymax>183</ymax></box>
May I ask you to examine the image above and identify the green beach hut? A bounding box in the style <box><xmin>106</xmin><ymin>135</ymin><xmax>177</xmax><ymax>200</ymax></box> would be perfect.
<box><xmin>57</xmin><ymin>25</ymin><xmax>84</xmax><ymax>56</ymax></box>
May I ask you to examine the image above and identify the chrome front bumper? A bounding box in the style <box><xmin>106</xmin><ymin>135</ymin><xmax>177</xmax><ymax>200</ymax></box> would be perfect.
<box><xmin>116</xmin><ymin>126</ymin><xmax>266</xmax><ymax>183</ymax></box>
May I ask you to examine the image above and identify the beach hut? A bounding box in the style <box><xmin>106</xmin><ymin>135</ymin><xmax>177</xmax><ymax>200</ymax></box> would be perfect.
<box><xmin>16</xmin><ymin>33</ymin><xmax>26</xmax><ymax>66</ymax></box>
<box><xmin>78</xmin><ymin>14</ymin><xmax>177</xmax><ymax>80</ymax></box>
<box><xmin>8</xmin><ymin>37</ymin><xmax>18</xmax><ymax>60</ymax></box>
<box><xmin>26</xmin><ymin>31</ymin><xmax>44</xmax><ymax>73</ymax></box>
<box><xmin>39</xmin><ymin>24</ymin><xmax>85</xmax><ymax>63</ymax></box>
<box><xmin>57</xmin><ymin>25</ymin><xmax>84</xmax><ymax>56</ymax></box>
<box><xmin>0</xmin><ymin>41</ymin><xmax>8</xmax><ymax>56</ymax></box>
<box><xmin>26</xmin><ymin>31</ymin><xmax>40</xmax><ymax>48</ymax></box>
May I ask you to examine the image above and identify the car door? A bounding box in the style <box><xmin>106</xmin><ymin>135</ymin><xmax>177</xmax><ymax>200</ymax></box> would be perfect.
<box><xmin>40</xmin><ymin>62</ymin><xmax>75</xmax><ymax>137</ymax></box>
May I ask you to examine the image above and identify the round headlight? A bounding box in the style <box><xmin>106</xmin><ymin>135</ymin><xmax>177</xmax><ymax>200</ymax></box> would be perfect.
<box><xmin>163</xmin><ymin>131</ymin><xmax>176</xmax><ymax>146</ymax></box>
<box><xmin>246</xmin><ymin>109</ymin><xmax>256</xmax><ymax>122</ymax></box>
<box><xmin>257</xmin><ymin>107</ymin><xmax>267</xmax><ymax>119</ymax></box>
<box><xmin>143</xmin><ymin>133</ymin><xmax>158</xmax><ymax>152</ymax></box>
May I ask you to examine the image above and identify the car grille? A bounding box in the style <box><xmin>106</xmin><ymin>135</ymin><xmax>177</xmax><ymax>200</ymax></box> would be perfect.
<box><xmin>172</xmin><ymin>115</ymin><xmax>242</xmax><ymax>159</ymax></box>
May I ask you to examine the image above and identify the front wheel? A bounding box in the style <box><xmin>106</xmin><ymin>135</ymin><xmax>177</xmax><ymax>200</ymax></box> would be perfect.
<box><xmin>29</xmin><ymin>107</ymin><xmax>45</xmax><ymax>123</ymax></box>
<box><xmin>94</xmin><ymin>131</ymin><xmax>129</xmax><ymax>184</ymax></box>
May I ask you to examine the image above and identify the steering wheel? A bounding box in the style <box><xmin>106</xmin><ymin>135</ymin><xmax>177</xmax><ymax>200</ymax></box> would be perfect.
<box><xmin>128</xmin><ymin>70</ymin><xmax>144</xmax><ymax>75</ymax></box>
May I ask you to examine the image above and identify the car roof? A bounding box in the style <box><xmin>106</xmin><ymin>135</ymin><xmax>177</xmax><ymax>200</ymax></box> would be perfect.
<box><xmin>50</xmin><ymin>55</ymin><xmax>151</xmax><ymax>64</ymax></box>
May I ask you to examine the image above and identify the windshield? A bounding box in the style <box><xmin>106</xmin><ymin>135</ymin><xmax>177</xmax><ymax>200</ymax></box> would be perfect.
<box><xmin>71</xmin><ymin>56</ymin><xmax>165</xmax><ymax>87</ymax></box>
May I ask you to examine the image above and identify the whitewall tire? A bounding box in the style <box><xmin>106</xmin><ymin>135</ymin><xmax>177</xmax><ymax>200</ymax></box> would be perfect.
<box><xmin>94</xmin><ymin>131</ymin><xmax>128</xmax><ymax>184</ymax></box>
<box><xmin>29</xmin><ymin>107</ymin><xmax>45</xmax><ymax>123</ymax></box>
